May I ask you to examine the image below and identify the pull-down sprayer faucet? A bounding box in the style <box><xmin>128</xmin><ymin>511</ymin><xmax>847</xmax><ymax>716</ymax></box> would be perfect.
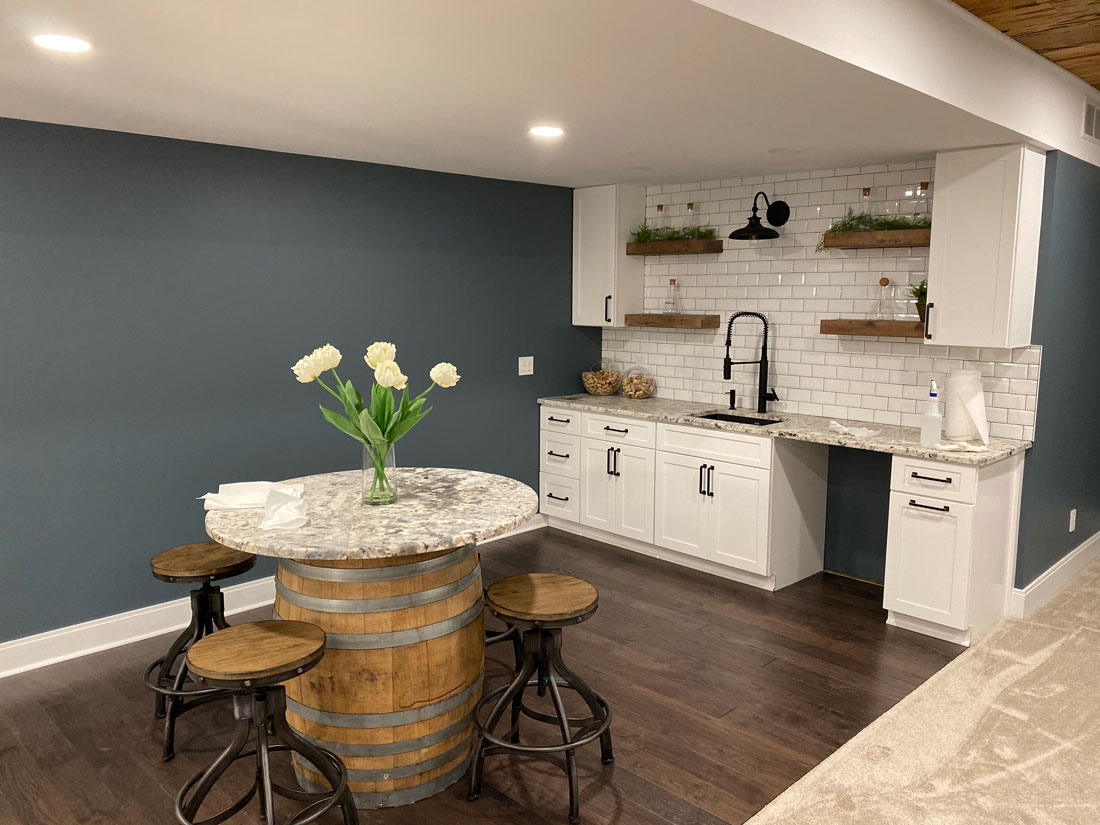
<box><xmin>723</xmin><ymin>311</ymin><xmax>779</xmax><ymax>414</ymax></box>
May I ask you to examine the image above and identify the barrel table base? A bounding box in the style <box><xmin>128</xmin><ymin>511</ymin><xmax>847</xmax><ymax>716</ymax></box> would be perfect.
<box><xmin>272</xmin><ymin>544</ymin><xmax>485</xmax><ymax>808</ymax></box>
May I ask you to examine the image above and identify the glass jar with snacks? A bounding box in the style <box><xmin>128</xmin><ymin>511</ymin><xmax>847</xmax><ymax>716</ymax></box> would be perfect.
<box><xmin>581</xmin><ymin>359</ymin><xmax>621</xmax><ymax>396</ymax></box>
<box><xmin>622</xmin><ymin>367</ymin><xmax>656</xmax><ymax>399</ymax></box>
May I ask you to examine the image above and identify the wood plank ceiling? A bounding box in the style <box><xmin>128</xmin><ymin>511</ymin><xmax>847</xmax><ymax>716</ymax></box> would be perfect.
<box><xmin>954</xmin><ymin>0</ymin><xmax>1100</xmax><ymax>91</ymax></box>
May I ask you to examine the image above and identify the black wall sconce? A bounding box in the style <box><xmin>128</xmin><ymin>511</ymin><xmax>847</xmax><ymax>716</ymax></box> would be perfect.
<box><xmin>728</xmin><ymin>191</ymin><xmax>790</xmax><ymax>240</ymax></box>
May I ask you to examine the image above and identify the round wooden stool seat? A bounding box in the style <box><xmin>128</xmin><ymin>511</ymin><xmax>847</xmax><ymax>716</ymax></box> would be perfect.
<box><xmin>151</xmin><ymin>541</ymin><xmax>255</xmax><ymax>583</ymax></box>
<box><xmin>486</xmin><ymin>573</ymin><xmax>598</xmax><ymax>624</ymax></box>
<box><xmin>187</xmin><ymin>620</ymin><xmax>326</xmax><ymax>688</ymax></box>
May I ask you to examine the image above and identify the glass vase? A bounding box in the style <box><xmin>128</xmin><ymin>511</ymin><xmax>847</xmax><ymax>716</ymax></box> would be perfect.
<box><xmin>362</xmin><ymin>444</ymin><xmax>398</xmax><ymax>505</ymax></box>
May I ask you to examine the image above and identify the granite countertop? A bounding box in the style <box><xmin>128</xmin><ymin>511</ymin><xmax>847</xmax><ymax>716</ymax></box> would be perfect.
<box><xmin>206</xmin><ymin>468</ymin><xmax>538</xmax><ymax>560</ymax></box>
<box><xmin>539</xmin><ymin>395</ymin><xmax>1031</xmax><ymax>467</ymax></box>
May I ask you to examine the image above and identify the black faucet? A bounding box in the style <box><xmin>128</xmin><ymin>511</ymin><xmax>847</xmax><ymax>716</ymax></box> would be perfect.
<box><xmin>723</xmin><ymin>311</ymin><xmax>779</xmax><ymax>414</ymax></box>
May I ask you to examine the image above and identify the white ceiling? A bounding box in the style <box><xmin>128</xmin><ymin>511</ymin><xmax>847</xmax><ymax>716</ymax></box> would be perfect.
<box><xmin>1</xmin><ymin>0</ymin><xmax>1024</xmax><ymax>187</ymax></box>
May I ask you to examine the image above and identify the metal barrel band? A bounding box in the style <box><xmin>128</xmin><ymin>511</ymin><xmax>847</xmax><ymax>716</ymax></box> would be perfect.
<box><xmin>278</xmin><ymin>544</ymin><xmax>476</xmax><ymax>583</ymax></box>
<box><xmin>274</xmin><ymin>563</ymin><xmax>481</xmax><ymax>614</ymax></box>
<box><xmin>286</xmin><ymin>674</ymin><xmax>483</xmax><ymax>729</ymax></box>
<box><xmin>273</xmin><ymin>597</ymin><xmax>484</xmax><ymax>650</ymax></box>
<box><xmin>294</xmin><ymin>716</ymin><xmax>472</xmax><ymax>757</ymax></box>
<box><xmin>292</xmin><ymin>733</ymin><xmax>472</xmax><ymax>782</ymax></box>
<box><xmin>299</xmin><ymin>755</ymin><xmax>471</xmax><ymax>809</ymax></box>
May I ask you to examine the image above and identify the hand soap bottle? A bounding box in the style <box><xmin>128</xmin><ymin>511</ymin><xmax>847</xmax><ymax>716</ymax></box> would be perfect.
<box><xmin>920</xmin><ymin>380</ymin><xmax>942</xmax><ymax>448</ymax></box>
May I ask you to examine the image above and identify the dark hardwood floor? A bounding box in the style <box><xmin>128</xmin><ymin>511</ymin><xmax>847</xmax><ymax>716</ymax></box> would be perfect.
<box><xmin>0</xmin><ymin>528</ymin><xmax>962</xmax><ymax>825</ymax></box>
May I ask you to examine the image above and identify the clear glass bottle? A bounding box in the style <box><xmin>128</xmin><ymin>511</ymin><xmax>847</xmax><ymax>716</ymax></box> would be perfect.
<box><xmin>653</xmin><ymin>204</ymin><xmax>668</xmax><ymax>232</ymax></box>
<box><xmin>663</xmin><ymin>278</ymin><xmax>682</xmax><ymax>314</ymax></box>
<box><xmin>683</xmin><ymin>202</ymin><xmax>699</xmax><ymax>231</ymax></box>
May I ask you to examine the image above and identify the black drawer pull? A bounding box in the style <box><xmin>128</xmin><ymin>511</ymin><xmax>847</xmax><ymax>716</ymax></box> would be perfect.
<box><xmin>546</xmin><ymin>450</ymin><xmax>570</xmax><ymax>459</ymax></box>
<box><xmin>911</xmin><ymin>472</ymin><xmax>952</xmax><ymax>484</ymax></box>
<box><xmin>547</xmin><ymin>416</ymin><xmax>571</xmax><ymax>424</ymax></box>
<box><xmin>606</xmin><ymin>446</ymin><xmax>613</xmax><ymax>476</ymax></box>
<box><xmin>699</xmin><ymin>464</ymin><xmax>707</xmax><ymax>496</ymax></box>
<box><xmin>909</xmin><ymin>499</ymin><xmax>950</xmax><ymax>513</ymax></box>
<box><xmin>924</xmin><ymin>302</ymin><xmax>934</xmax><ymax>340</ymax></box>
<box><xmin>706</xmin><ymin>465</ymin><xmax>715</xmax><ymax>497</ymax></box>
<box><xmin>612</xmin><ymin>447</ymin><xmax>621</xmax><ymax>477</ymax></box>
<box><xmin>604</xmin><ymin>426</ymin><xmax>629</xmax><ymax>434</ymax></box>
<box><xmin>604</xmin><ymin>294</ymin><xmax>612</xmax><ymax>323</ymax></box>
<box><xmin>546</xmin><ymin>492</ymin><xmax>570</xmax><ymax>502</ymax></box>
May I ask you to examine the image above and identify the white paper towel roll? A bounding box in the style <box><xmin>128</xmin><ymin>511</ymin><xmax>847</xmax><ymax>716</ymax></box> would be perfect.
<box><xmin>943</xmin><ymin>369</ymin><xmax>990</xmax><ymax>444</ymax></box>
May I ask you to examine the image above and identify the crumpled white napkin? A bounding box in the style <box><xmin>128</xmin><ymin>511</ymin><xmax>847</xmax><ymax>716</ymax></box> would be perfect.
<box><xmin>198</xmin><ymin>481</ymin><xmax>309</xmax><ymax>530</ymax></box>
<box><xmin>828</xmin><ymin>421</ymin><xmax>881</xmax><ymax>439</ymax></box>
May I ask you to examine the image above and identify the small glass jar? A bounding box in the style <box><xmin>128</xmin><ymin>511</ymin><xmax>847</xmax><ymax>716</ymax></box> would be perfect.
<box><xmin>622</xmin><ymin>367</ymin><xmax>656</xmax><ymax>399</ymax></box>
<box><xmin>663</xmin><ymin>278</ymin><xmax>682</xmax><ymax>314</ymax></box>
<box><xmin>581</xmin><ymin>358</ymin><xmax>621</xmax><ymax>396</ymax></box>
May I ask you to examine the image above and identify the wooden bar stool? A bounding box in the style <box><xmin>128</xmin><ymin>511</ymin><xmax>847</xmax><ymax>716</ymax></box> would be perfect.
<box><xmin>468</xmin><ymin>573</ymin><xmax>613</xmax><ymax>824</ymax></box>
<box><xmin>142</xmin><ymin>541</ymin><xmax>255</xmax><ymax>761</ymax></box>
<box><xmin>178</xmin><ymin>620</ymin><xmax>358</xmax><ymax>825</ymax></box>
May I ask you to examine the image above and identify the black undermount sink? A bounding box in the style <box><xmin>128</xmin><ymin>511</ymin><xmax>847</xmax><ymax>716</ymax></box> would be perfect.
<box><xmin>692</xmin><ymin>412</ymin><xmax>782</xmax><ymax>426</ymax></box>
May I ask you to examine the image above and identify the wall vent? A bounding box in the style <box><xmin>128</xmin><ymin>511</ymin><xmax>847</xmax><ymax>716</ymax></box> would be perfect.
<box><xmin>1085</xmin><ymin>99</ymin><xmax>1100</xmax><ymax>144</ymax></box>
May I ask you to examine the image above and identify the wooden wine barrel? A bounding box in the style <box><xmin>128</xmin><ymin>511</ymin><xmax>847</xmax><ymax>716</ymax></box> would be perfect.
<box><xmin>273</xmin><ymin>543</ymin><xmax>484</xmax><ymax>808</ymax></box>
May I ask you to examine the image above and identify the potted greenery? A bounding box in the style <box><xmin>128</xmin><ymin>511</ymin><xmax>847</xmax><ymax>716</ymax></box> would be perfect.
<box><xmin>910</xmin><ymin>279</ymin><xmax>928</xmax><ymax>323</ymax></box>
<box><xmin>816</xmin><ymin>208</ymin><xmax>932</xmax><ymax>251</ymax></box>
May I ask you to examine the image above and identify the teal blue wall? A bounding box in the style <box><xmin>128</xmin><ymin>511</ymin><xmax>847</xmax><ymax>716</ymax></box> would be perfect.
<box><xmin>0</xmin><ymin>117</ymin><xmax>598</xmax><ymax>641</ymax></box>
<box><xmin>1015</xmin><ymin>151</ymin><xmax>1100</xmax><ymax>587</ymax></box>
<box><xmin>823</xmin><ymin>447</ymin><xmax>890</xmax><ymax>582</ymax></box>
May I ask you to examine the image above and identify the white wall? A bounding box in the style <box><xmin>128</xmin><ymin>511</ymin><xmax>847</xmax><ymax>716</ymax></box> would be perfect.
<box><xmin>602</xmin><ymin>158</ymin><xmax>1041</xmax><ymax>440</ymax></box>
<box><xmin>694</xmin><ymin>0</ymin><xmax>1100</xmax><ymax>169</ymax></box>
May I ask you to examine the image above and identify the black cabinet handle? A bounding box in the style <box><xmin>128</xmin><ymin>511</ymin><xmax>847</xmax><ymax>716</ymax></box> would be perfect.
<box><xmin>706</xmin><ymin>465</ymin><xmax>715</xmax><ymax>497</ymax></box>
<box><xmin>909</xmin><ymin>499</ymin><xmax>950</xmax><ymax>513</ymax></box>
<box><xmin>604</xmin><ymin>426</ymin><xmax>629</xmax><ymax>434</ymax></box>
<box><xmin>546</xmin><ymin>492</ymin><xmax>570</xmax><ymax>502</ymax></box>
<box><xmin>924</xmin><ymin>302</ymin><xmax>934</xmax><ymax>340</ymax></box>
<box><xmin>604</xmin><ymin>294</ymin><xmax>612</xmax><ymax>323</ymax></box>
<box><xmin>606</xmin><ymin>447</ymin><xmax>613</xmax><ymax>476</ymax></box>
<box><xmin>546</xmin><ymin>450</ymin><xmax>570</xmax><ymax>459</ymax></box>
<box><xmin>612</xmin><ymin>448</ymin><xmax>621</xmax><ymax>477</ymax></box>
<box><xmin>911</xmin><ymin>471</ymin><xmax>952</xmax><ymax>484</ymax></box>
<box><xmin>547</xmin><ymin>416</ymin><xmax>571</xmax><ymax>424</ymax></box>
<box><xmin>699</xmin><ymin>464</ymin><xmax>707</xmax><ymax>495</ymax></box>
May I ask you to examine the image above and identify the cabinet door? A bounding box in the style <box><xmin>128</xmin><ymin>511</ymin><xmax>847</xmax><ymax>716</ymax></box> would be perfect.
<box><xmin>654</xmin><ymin>451</ymin><xmax>708</xmax><ymax>558</ymax></box>
<box><xmin>572</xmin><ymin>185</ymin><xmax>616</xmax><ymax>327</ymax></box>
<box><xmin>883</xmin><ymin>492</ymin><xmax>974</xmax><ymax>630</ymax></box>
<box><xmin>706</xmin><ymin>459</ymin><xmax>771</xmax><ymax>575</ymax></box>
<box><xmin>578</xmin><ymin>438</ymin><xmax>615</xmax><ymax>533</ymax></box>
<box><xmin>612</xmin><ymin>444</ymin><xmax>655</xmax><ymax>544</ymax></box>
<box><xmin>926</xmin><ymin>145</ymin><xmax>1044</xmax><ymax>348</ymax></box>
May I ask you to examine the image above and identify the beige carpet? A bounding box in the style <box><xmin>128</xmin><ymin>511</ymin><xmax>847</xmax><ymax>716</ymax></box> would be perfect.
<box><xmin>747</xmin><ymin>560</ymin><xmax>1100</xmax><ymax>825</ymax></box>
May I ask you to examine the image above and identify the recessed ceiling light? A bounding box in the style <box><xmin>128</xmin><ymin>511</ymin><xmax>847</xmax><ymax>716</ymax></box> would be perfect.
<box><xmin>529</xmin><ymin>125</ymin><xmax>565</xmax><ymax>138</ymax></box>
<box><xmin>33</xmin><ymin>34</ymin><xmax>92</xmax><ymax>52</ymax></box>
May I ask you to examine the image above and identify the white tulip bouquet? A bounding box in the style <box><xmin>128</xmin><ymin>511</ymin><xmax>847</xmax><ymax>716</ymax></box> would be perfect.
<box><xmin>292</xmin><ymin>341</ymin><xmax>460</xmax><ymax>504</ymax></box>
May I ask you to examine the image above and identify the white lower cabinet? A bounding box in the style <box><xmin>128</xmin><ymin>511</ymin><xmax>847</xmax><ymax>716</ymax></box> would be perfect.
<box><xmin>579</xmin><ymin>437</ymin><xmax>654</xmax><ymax>543</ymax></box>
<box><xmin>654</xmin><ymin>452</ymin><xmax>770</xmax><ymax>575</ymax></box>
<box><xmin>883</xmin><ymin>493</ymin><xmax>974</xmax><ymax>630</ymax></box>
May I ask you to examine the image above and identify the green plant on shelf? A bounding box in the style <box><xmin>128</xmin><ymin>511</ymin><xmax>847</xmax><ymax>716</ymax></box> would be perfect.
<box><xmin>816</xmin><ymin>208</ymin><xmax>932</xmax><ymax>251</ymax></box>
<box><xmin>630</xmin><ymin>222</ymin><xmax>718</xmax><ymax>243</ymax></box>
<box><xmin>909</xmin><ymin>278</ymin><xmax>927</xmax><ymax>304</ymax></box>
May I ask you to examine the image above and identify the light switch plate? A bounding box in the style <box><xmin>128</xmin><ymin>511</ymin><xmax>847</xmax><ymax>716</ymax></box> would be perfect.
<box><xmin>518</xmin><ymin>356</ymin><xmax>534</xmax><ymax>376</ymax></box>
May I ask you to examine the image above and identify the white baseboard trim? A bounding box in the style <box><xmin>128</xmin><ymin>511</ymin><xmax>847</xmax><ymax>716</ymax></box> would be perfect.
<box><xmin>0</xmin><ymin>515</ymin><xmax>550</xmax><ymax>681</ymax></box>
<box><xmin>886</xmin><ymin>610</ymin><xmax>972</xmax><ymax>646</ymax></box>
<box><xmin>546</xmin><ymin>517</ymin><xmax>778</xmax><ymax>591</ymax></box>
<box><xmin>0</xmin><ymin>576</ymin><xmax>276</xmax><ymax>680</ymax></box>
<box><xmin>1007</xmin><ymin>528</ymin><xmax>1100</xmax><ymax>619</ymax></box>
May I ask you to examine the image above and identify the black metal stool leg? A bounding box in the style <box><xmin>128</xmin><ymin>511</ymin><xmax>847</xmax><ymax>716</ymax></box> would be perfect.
<box><xmin>255</xmin><ymin>701</ymin><xmax>276</xmax><ymax>824</ymax></box>
<box><xmin>269</xmin><ymin>709</ymin><xmax>357</xmax><ymax>825</ymax></box>
<box><xmin>178</xmin><ymin>703</ymin><xmax>253</xmax><ymax>822</ymax></box>
<box><xmin>544</xmin><ymin>631</ymin><xmax>580</xmax><ymax>824</ymax></box>
<box><xmin>548</xmin><ymin>641</ymin><xmax>614</xmax><ymax>765</ymax></box>
<box><xmin>469</xmin><ymin>647</ymin><xmax>539</xmax><ymax>802</ymax></box>
<box><xmin>155</xmin><ymin>618</ymin><xmax>198</xmax><ymax>718</ymax></box>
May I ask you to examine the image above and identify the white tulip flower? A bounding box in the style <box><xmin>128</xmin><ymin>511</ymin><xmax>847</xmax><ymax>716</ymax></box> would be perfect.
<box><xmin>365</xmin><ymin>341</ymin><xmax>396</xmax><ymax>370</ymax></box>
<box><xmin>291</xmin><ymin>344</ymin><xmax>341</xmax><ymax>383</ymax></box>
<box><xmin>430</xmin><ymin>362</ymin><xmax>461</xmax><ymax>388</ymax></box>
<box><xmin>374</xmin><ymin>360</ymin><xmax>408</xmax><ymax>390</ymax></box>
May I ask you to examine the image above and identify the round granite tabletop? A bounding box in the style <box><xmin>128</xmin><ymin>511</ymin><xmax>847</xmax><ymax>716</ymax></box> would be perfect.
<box><xmin>205</xmin><ymin>468</ymin><xmax>538</xmax><ymax>560</ymax></box>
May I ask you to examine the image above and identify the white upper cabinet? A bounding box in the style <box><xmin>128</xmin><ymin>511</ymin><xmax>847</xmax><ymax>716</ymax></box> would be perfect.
<box><xmin>572</xmin><ymin>184</ymin><xmax>645</xmax><ymax>327</ymax></box>
<box><xmin>925</xmin><ymin>145</ymin><xmax>1045</xmax><ymax>349</ymax></box>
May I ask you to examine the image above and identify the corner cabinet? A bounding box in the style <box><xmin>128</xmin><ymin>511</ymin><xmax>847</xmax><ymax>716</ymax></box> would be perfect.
<box><xmin>572</xmin><ymin>184</ymin><xmax>645</xmax><ymax>327</ymax></box>
<box><xmin>925</xmin><ymin>145</ymin><xmax>1045</xmax><ymax>348</ymax></box>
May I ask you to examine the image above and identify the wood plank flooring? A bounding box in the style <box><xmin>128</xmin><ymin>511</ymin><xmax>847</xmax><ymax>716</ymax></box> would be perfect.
<box><xmin>0</xmin><ymin>528</ymin><xmax>962</xmax><ymax>825</ymax></box>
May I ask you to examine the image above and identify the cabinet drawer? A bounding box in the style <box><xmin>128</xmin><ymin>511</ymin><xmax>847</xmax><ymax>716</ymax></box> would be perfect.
<box><xmin>539</xmin><ymin>473</ymin><xmax>579</xmax><ymax>522</ymax></box>
<box><xmin>540</xmin><ymin>406</ymin><xmax>580</xmax><ymax>435</ymax></box>
<box><xmin>656</xmin><ymin>424</ymin><xmax>772</xmax><ymax>470</ymax></box>
<box><xmin>890</xmin><ymin>456</ymin><xmax>977</xmax><ymax>505</ymax></box>
<box><xmin>581</xmin><ymin>413</ymin><xmax>655</xmax><ymax>448</ymax></box>
<box><xmin>540</xmin><ymin>432</ymin><xmax>580</xmax><ymax>479</ymax></box>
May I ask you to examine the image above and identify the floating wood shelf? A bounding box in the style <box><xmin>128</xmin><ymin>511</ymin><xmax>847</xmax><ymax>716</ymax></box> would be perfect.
<box><xmin>821</xmin><ymin>228</ymin><xmax>932</xmax><ymax>249</ymax></box>
<box><xmin>820</xmin><ymin>319</ymin><xmax>925</xmax><ymax>338</ymax></box>
<box><xmin>625</xmin><ymin>313</ymin><xmax>721</xmax><ymax>330</ymax></box>
<box><xmin>626</xmin><ymin>239</ymin><xmax>724</xmax><ymax>256</ymax></box>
